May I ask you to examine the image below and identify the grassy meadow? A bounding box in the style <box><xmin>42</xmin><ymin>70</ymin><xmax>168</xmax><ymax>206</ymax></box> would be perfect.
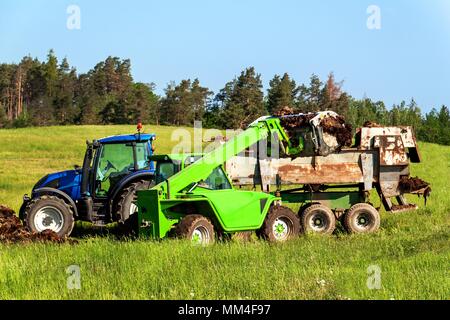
<box><xmin>0</xmin><ymin>125</ymin><xmax>449</xmax><ymax>300</ymax></box>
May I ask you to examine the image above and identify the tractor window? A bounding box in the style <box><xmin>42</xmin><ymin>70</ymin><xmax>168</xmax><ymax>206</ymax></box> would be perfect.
<box><xmin>199</xmin><ymin>166</ymin><xmax>232</xmax><ymax>190</ymax></box>
<box><xmin>156</xmin><ymin>162</ymin><xmax>176</xmax><ymax>184</ymax></box>
<box><xmin>136</xmin><ymin>142</ymin><xmax>150</xmax><ymax>170</ymax></box>
<box><xmin>95</xmin><ymin>143</ymin><xmax>135</xmax><ymax>197</ymax></box>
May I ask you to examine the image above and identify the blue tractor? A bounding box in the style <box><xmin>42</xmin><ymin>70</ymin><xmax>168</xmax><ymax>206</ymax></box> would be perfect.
<box><xmin>20</xmin><ymin>131</ymin><xmax>156</xmax><ymax>238</ymax></box>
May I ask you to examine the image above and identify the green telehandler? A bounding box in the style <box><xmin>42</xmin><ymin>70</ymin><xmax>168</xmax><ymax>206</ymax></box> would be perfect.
<box><xmin>136</xmin><ymin>114</ymin><xmax>340</xmax><ymax>243</ymax></box>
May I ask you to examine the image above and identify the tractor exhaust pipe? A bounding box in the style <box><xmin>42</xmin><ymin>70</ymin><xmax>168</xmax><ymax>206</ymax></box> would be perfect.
<box><xmin>81</xmin><ymin>141</ymin><xmax>93</xmax><ymax>196</ymax></box>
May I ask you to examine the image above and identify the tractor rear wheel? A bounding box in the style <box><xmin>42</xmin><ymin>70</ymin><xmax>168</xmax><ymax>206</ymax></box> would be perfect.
<box><xmin>300</xmin><ymin>204</ymin><xmax>336</xmax><ymax>235</ymax></box>
<box><xmin>175</xmin><ymin>215</ymin><xmax>215</xmax><ymax>245</ymax></box>
<box><xmin>116</xmin><ymin>180</ymin><xmax>153</xmax><ymax>235</ymax></box>
<box><xmin>343</xmin><ymin>203</ymin><xmax>380</xmax><ymax>234</ymax></box>
<box><xmin>260</xmin><ymin>206</ymin><xmax>300</xmax><ymax>242</ymax></box>
<box><xmin>24</xmin><ymin>195</ymin><xmax>75</xmax><ymax>238</ymax></box>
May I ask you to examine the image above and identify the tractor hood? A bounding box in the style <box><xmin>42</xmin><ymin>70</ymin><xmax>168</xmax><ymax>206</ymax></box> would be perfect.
<box><xmin>33</xmin><ymin>169</ymin><xmax>82</xmax><ymax>199</ymax></box>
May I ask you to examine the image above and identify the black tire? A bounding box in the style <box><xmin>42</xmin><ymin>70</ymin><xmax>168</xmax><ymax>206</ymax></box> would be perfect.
<box><xmin>116</xmin><ymin>180</ymin><xmax>153</xmax><ymax>235</ymax></box>
<box><xmin>175</xmin><ymin>214</ymin><xmax>215</xmax><ymax>245</ymax></box>
<box><xmin>300</xmin><ymin>204</ymin><xmax>336</xmax><ymax>235</ymax></box>
<box><xmin>260</xmin><ymin>206</ymin><xmax>300</xmax><ymax>242</ymax></box>
<box><xmin>24</xmin><ymin>195</ymin><xmax>74</xmax><ymax>238</ymax></box>
<box><xmin>343</xmin><ymin>203</ymin><xmax>380</xmax><ymax>234</ymax></box>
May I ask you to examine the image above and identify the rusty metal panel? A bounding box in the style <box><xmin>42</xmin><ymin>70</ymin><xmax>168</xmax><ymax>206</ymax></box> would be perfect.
<box><xmin>258</xmin><ymin>159</ymin><xmax>273</xmax><ymax>190</ymax></box>
<box><xmin>276</xmin><ymin>162</ymin><xmax>363</xmax><ymax>184</ymax></box>
<box><xmin>379</xmin><ymin>180</ymin><xmax>399</xmax><ymax>198</ymax></box>
<box><xmin>378</xmin><ymin>166</ymin><xmax>410</xmax><ymax>197</ymax></box>
<box><xmin>226</xmin><ymin>155</ymin><xmax>259</xmax><ymax>184</ymax></box>
<box><xmin>359</xmin><ymin>127</ymin><xmax>417</xmax><ymax>150</ymax></box>
<box><xmin>227</xmin><ymin>149</ymin><xmax>379</xmax><ymax>186</ymax></box>
<box><xmin>360</xmin><ymin>153</ymin><xmax>374</xmax><ymax>191</ymax></box>
<box><xmin>376</xmin><ymin>135</ymin><xmax>409</xmax><ymax>166</ymax></box>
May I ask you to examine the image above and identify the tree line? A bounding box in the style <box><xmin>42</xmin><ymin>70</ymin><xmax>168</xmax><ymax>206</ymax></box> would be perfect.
<box><xmin>1</xmin><ymin>50</ymin><xmax>449</xmax><ymax>145</ymax></box>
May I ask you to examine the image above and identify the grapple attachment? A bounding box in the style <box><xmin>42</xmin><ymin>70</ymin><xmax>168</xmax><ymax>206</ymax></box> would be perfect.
<box><xmin>277</xmin><ymin>110</ymin><xmax>352</xmax><ymax>157</ymax></box>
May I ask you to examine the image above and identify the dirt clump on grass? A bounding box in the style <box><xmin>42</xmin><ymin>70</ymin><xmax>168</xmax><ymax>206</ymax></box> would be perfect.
<box><xmin>0</xmin><ymin>205</ymin><xmax>69</xmax><ymax>244</ymax></box>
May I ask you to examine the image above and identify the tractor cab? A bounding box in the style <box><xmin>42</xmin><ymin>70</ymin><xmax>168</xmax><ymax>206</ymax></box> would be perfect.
<box><xmin>86</xmin><ymin>134</ymin><xmax>156</xmax><ymax>198</ymax></box>
<box><xmin>77</xmin><ymin>133</ymin><xmax>156</xmax><ymax>223</ymax></box>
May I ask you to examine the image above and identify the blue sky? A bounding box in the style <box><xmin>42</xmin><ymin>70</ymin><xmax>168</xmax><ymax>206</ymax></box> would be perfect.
<box><xmin>0</xmin><ymin>0</ymin><xmax>449</xmax><ymax>112</ymax></box>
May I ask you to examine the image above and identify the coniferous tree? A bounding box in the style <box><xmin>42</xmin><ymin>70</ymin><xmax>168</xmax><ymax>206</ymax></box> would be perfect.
<box><xmin>191</xmin><ymin>78</ymin><xmax>212</xmax><ymax>122</ymax></box>
<box><xmin>297</xmin><ymin>74</ymin><xmax>322</xmax><ymax>113</ymax></box>
<box><xmin>160</xmin><ymin>79</ymin><xmax>210</xmax><ymax>126</ymax></box>
<box><xmin>53</xmin><ymin>57</ymin><xmax>77</xmax><ymax>124</ymax></box>
<box><xmin>0</xmin><ymin>51</ymin><xmax>449</xmax><ymax>146</ymax></box>
<box><xmin>321</xmin><ymin>72</ymin><xmax>349</xmax><ymax>116</ymax></box>
<box><xmin>267</xmin><ymin>73</ymin><xmax>297</xmax><ymax>114</ymax></box>
<box><xmin>131</xmin><ymin>82</ymin><xmax>160</xmax><ymax>124</ymax></box>
<box><xmin>218</xmin><ymin>67</ymin><xmax>265</xmax><ymax>129</ymax></box>
<box><xmin>437</xmin><ymin>105</ymin><xmax>450</xmax><ymax>145</ymax></box>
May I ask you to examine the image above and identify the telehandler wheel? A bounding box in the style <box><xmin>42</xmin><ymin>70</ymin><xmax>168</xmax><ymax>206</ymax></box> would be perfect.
<box><xmin>300</xmin><ymin>204</ymin><xmax>336</xmax><ymax>235</ymax></box>
<box><xmin>260</xmin><ymin>206</ymin><xmax>300</xmax><ymax>242</ymax></box>
<box><xmin>24</xmin><ymin>195</ymin><xmax>75</xmax><ymax>238</ymax></box>
<box><xmin>116</xmin><ymin>180</ymin><xmax>153</xmax><ymax>235</ymax></box>
<box><xmin>343</xmin><ymin>203</ymin><xmax>380</xmax><ymax>234</ymax></box>
<box><xmin>175</xmin><ymin>215</ymin><xmax>215</xmax><ymax>245</ymax></box>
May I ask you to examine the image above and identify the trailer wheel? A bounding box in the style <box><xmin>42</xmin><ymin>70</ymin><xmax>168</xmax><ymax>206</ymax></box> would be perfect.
<box><xmin>260</xmin><ymin>206</ymin><xmax>300</xmax><ymax>242</ymax></box>
<box><xmin>176</xmin><ymin>215</ymin><xmax>215</xmax><ymax>245</ymax></box>
<box><xmin>300</xmin><ymin>204</ymin><xmax>336</xmax><ymax>235</ymax></box>
<box><xmin>24</xmin><ymin>195</ymin><xmax>74</xmax><ymax>238</ymax></box>
<box><xmin>343</xmin><ymin>203</ymin><xmax>380</xmax><ymax>234</ymax></box>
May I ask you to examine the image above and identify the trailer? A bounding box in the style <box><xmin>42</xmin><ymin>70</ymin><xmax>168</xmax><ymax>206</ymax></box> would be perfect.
<box><xmin>225</xmin><ymin>124</ymin><xmax>430</xmax><ymax>234</ymax></box>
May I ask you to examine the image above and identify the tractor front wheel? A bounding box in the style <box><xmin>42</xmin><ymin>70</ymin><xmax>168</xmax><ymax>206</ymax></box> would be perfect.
<box><xmin>175</xmin><ymin>215</ymin><xmax>215</xmax><ymax>245</ymax></box>
<box><xmin>260</xmin><ymin>206</ymin><xmax>300</xmax><ymax>242</ymax></box>
<box><xmin>24</xmin><ymin>195</ymin><xmax>75</xmax><ymax>238</ymax></box>
<box><xmin>116</xmin><ymin>180</ymin><xmax>153</xmax><ymax>235</ymax></box>
<box><xmin>343</xmin><ymin>203</ymin><xmax>380</xmax><ymax>234</ymax></box>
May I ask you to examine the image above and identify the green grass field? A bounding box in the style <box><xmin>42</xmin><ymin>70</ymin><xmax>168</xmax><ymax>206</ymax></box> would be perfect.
<box><xmin>0</xmin><ymin>125</ymin><xmax>449</xmax><ymax>300</ymax></box>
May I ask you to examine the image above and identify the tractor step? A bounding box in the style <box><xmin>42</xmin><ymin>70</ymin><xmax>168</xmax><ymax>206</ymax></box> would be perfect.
<box><xmin>92</xmin><ymin>220</ymin><xmax>108</xmax><ymax>227</ymax></box>
<box><xmin>91</xmin><ymin>211</ymin><xmax>109</xmax><ymax>226</ymax></box>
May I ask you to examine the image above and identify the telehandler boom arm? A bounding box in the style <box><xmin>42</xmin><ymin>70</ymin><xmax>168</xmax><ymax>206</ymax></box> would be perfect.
<box><xmin>154</xmin><ymin>117</ymin><xmax>290</xmax><ymax>199</ymax></box>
